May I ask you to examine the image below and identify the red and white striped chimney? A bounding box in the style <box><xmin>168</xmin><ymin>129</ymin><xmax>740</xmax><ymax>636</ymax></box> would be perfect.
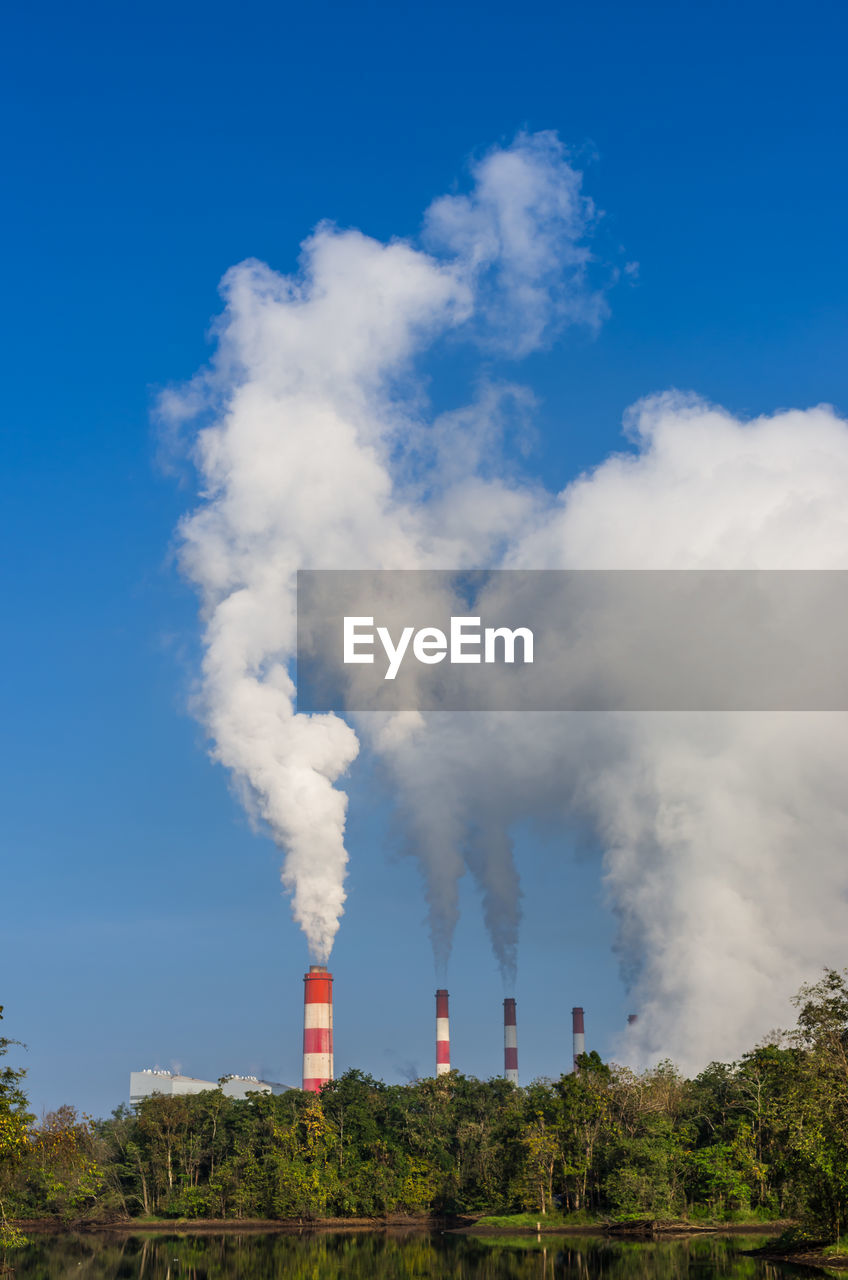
<box><xmin>573</xmin><ymin>1003</ymin><xmax>589</xmax><ymax>1064</ymax></box>
<box><xmin>503</xmin><ymin>998</ymin><xmax>518</xmax><ymax>1085</ymax></box>
<box><xmin>302</xmin><ymin>965</ymin><xmax>333</xmax><ymax>1092</ymax></box>
<box><xmin>435</xmin><ymin>988</ymin><xmax>450</xmax><ymax>1076</ymax></box>
<box><xmin>572</xmin><ymin>1006</ymin><xmax>585</xmax><ymax>1072</ymax></box>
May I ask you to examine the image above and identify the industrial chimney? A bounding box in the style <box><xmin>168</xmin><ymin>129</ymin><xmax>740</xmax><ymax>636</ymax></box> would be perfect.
<box><xmin>572</xmin><ymin>1006</ymin><xmax>585</xmax><ymax>1072</ymax></box>
<box><xmin>302</xmin><ymin>965</ymin><xmax>333</xmax><ymax>1092</ymax></box>
<box><xmin>503</xmin><ymin>998</ymin><xmax>518</xmax><ymax>1085</ymax></box>
<box><xmin>435</xmin><ymin>989</ymin><xmax>450</xmax><ymax>1076</ymax></box>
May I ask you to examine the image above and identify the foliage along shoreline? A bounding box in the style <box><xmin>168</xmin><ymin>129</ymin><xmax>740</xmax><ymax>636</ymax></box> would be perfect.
<box><xmin>4</xmin><ymin>971</ymin><xmax>848</xmax><ymax>1255</ymax></box>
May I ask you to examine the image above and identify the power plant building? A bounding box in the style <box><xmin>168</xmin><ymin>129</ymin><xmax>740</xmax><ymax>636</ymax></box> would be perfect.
<box><xmin>130</xmin><ymin>1070</ymin><xmax>289</xmax><ymax>1106</ymax></box>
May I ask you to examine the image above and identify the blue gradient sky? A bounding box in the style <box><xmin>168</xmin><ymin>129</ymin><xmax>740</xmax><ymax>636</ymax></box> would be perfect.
<box><xmin>2</xmin><ymin>0</ymin><xmax>847</xmax><ymax>1116</ymax></box>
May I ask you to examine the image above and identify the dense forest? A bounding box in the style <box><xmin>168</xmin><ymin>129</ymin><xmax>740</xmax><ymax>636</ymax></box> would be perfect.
<box><xmin>2</xmin><ymin>971</ymin><xmax>848</xmax><ymax>1244</ymax></box>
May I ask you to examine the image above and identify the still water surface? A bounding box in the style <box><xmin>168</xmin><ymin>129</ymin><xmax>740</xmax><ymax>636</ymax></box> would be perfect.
<box><xmin>10</xmin><ymin>1231</ymin><xmax>812</xmax><ymax>1280</ymax></box>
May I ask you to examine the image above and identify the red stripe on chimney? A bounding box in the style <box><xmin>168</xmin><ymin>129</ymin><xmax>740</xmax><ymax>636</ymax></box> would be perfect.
<box><xmin>303</xmin><ymin>1028</ymin><xmax>332</xmax><ymax>1055</ymax></box>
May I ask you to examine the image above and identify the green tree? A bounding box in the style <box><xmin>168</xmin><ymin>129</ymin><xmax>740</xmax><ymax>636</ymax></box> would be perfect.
<box><xmin>554</xmin><ymin>1052</ymin><xmax>613</xmax><ymax>1212</ymax></box>
<box><xmin>0</xmin><ymin>1006</ymin><xmax>32</xmax><ymax>1247</ymax></box>
<box><xmin>785</xmin><ymin>969</ymin><xmax>848</xmax><ymax>1238</ymax></box>
<box><xmin>18</xmin><ymin>1106</ymin><xmax>104</xmax><ymax>1221</ymax></box>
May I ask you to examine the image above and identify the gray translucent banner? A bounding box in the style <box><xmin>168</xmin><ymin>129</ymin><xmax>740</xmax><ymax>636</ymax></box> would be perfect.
<box><xmin>296</xmin><ymin>570</ymin><xmax>848</xmax><ymax>712</ymax></box>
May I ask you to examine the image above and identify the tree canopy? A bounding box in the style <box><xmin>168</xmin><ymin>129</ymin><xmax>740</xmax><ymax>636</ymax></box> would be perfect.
<box><xmin>3</xmin><ymin>974</ymin><xmax>848</xmax><ymax>1240</ymax></box>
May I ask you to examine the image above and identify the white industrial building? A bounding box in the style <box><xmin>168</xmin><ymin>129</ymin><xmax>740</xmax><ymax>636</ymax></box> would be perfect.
<box><xmin>130</xmin><ymin>1069</ymin><xmax>290</xmax><ymax>1106</ymax></box>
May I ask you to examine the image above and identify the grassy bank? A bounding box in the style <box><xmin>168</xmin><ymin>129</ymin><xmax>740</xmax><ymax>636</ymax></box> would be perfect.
<box><xmin>473</xmin><ymin>1211</ymin><xmax>793</xmax><ymax>1234</ymax></box>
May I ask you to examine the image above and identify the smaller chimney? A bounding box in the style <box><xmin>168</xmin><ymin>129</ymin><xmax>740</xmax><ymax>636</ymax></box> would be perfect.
<box><xmin>572</xmin><ymin>1006</ymin><xmax>585</xmax><ymax>1072</ymax></box>
<box><xmin>503</xmin><ymin>998</ymin><xmax>518</xmax><ymax>1085</ymax></box>
<box><xmin>435</xmin><ymin>989</ymin><xmax>450</xmax><ymax>1076</ymax></box>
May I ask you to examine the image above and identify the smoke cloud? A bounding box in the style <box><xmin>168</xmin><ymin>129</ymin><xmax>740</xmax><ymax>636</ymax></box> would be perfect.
<box><xmin>376</xmin><ymin>395</ymin><xmax>848</xmax><ymax>1060</ymax></box>
<box><xmin>165</xmin><ymin>133</ymin><xmax>596</xmax><ymax>964</ymax></box>
<box><xmin>167</xmin><ymin>134</ymin><xmax>848</xmax><ymax>1070</ymax></box>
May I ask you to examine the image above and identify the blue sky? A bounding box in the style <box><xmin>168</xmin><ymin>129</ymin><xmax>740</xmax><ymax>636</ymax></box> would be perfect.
<box><xmin>2</xmin><ymin>0</ymin><xmax>848</xmax><ymax>1117</ymax></box>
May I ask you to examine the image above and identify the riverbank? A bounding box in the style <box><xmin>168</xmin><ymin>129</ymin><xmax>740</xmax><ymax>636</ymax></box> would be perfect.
<box><xmin>755</xmin><ymin>1250</ymin><xmax>848</xmax><ymax>1270</ymax></box>
<box><xmin>748</xmin><ymin>1237</ymin><xmax>848</xmax><ymax>1272</ymax></box>
<box><xmin>468</xmin><ymin>1218</ymin><xmax>792</xmax><ymax>1238</ymax></box>
<box><xmin>11</xmin><ymin>1214</ymin><xmax>793</xmax><ymax>1239</ymax></box>
<box><xmin>11</xmin><ymin>1214</ymin><xmax>459</xmax><ymax>1236</ymax></box>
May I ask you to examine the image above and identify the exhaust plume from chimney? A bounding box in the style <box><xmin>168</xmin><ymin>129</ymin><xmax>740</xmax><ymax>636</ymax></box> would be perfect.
<box><xmin>303</xmin><ymin>965</ymin><xmax>333</xmax><ymax>1091</ymax></box>
<box><xmin>168</xmin><ymin>126</ymin><xmax>848</xmax><ymax>1079</ymax></box>
<box><xmin>436</xmin><ymin>989</ymin><xmax>450</xmax><ymax>1076</ymax></box>
<box><xmin>572</xmin><ymin>1006</ymin><xmax>585</xmax><ymax>1072</ymax></box>
<box><xmin>503</xmin><ymin>997</ymin><xmax>518</xmax><ymax>1084</ymax></box>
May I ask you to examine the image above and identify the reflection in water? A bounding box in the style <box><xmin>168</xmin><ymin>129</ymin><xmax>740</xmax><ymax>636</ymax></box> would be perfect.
<box><xmin>9</xmin><ymin>1232</ymin><xmax>804</xmax><ymax>1280</ymax></box>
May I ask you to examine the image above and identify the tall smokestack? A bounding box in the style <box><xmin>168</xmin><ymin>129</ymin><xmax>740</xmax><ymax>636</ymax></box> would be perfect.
<box><xmin>302</xmin><ymin>965</ymin><xmax>333</xmax><ymax>1092</ymax></box>
<box><xmin>572</xmin><ymin>1006</ymin><xmax>585</xmax><ymax>1072</ymax></box>
<box><xmin>435</xmin><ymin>989</ymin><xmax>450</xmax><ymax>1076</ymax></box>
<box><xmin>503</xmin><ymin>998</ymin><xmax>518</xmax><ymax>1085</ymax></box>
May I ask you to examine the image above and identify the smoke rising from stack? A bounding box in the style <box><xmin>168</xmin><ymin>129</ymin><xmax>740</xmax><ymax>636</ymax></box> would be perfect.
<box><xmin>169</xmin><ymin>133</ymin><xmax>848</xmax><ymax>1073</ymax></box>
<box><xmin>167</xmin><ymin>131</ymin><xmax>598</xmax><ymax>969</ymax></box>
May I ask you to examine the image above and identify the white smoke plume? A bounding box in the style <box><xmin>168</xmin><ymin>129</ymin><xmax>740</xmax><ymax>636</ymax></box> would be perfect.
<box><xmin>167</xmin><ymin>134</ymin><xmax>848</xmax><ymax>1070</ymax></box>
<box><xmin>378</xmin><ymin>395</ymin><xmax>848</xmax><ymax>1061</ymax></box>
<box><xmin>165</xmin><ymin>133</ymin><xmax>597</xmax><ymax>965</ymax></box>
<box><xmin>520</xmin><ymin>395</ymin><xmax>848</xmax><ymax>1067</ymax></box>
<box><xmin>423</xmin><ymin>130</ymin><xmax>606</xmax><ymax>351</ymax></box>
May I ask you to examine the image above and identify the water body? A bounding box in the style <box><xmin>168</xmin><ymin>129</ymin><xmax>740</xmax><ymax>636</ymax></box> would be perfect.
<box><xmin>9</xmin><ymin>1231</ymin><xmax>808</xmax><ymax>1279</ymax></box>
